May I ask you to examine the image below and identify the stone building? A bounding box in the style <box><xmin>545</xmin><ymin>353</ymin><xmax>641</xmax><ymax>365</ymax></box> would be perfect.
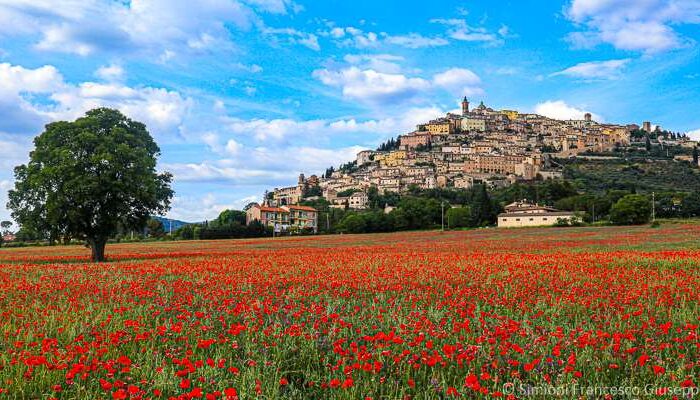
<box><xmin>497</xmin><ymin>201</ymin><xmax>577</xmax><ymax>228</ymax></box>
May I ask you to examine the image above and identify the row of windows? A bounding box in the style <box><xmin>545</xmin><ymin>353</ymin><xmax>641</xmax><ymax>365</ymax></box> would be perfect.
<box><xmin>264</xmin><ymin>212</ymin><xmax>312</xmax><ymax>219</ymax></box>
<box><xmin>502</xmin><ymin>217</ymin><xmax>549</xmax><ymax>222</ymax></box>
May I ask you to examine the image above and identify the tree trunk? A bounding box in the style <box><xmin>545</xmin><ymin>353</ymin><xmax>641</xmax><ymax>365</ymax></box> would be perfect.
<box><xmin>88</xmin><ymin>237</ymin><xmax>107</xmax><ymax>262</ymax></box>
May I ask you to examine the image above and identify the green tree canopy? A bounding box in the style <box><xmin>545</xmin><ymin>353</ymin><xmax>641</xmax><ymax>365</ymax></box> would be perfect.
<box><xmin>609</xmin><ymin>194</ymin><xmax>652</xmax><ymax>225</ymax></box>
<box><xmin>146</xmin><ymin>218</ymin><xmax>165</xmax><ymax>238</ymax></box>
<box><xmin>681</xmin><ymin>191</ymin><xmax>700</xmax><ymax>218</ymax></box>
<box><xmin>214</xmin><ymin>209</ymin><xmax>247</xmax><ymax>226</ymax></box>
<box><xmin>7</xmin><ymin>108</ymin><xmax>173</xmax><ymax>261</ymax></box>
<box><xmin>446</xmin><ymin>207</ymin><xmax>471</xmax><ymax>228</ymax></box>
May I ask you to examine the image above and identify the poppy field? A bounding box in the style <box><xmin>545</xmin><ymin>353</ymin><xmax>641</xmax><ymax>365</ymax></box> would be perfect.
<box><xmin>0</xmin><ymin>224</ymin><xmax>699</xmax><ymax>399</ymax></box>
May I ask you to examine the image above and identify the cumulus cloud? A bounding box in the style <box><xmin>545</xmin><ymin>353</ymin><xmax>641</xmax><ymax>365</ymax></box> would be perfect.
<box><xmin>223</xmin><ymin>111</ymin><xmax>419</xmax><ymax>144</ymax></box>
<box><xmin>534</xmin><ymin>100</ymin><xmax>602</xmax><ymax>121</ymax></box>
<box><xmin>551</xmin><ymin>59</ymin><xmax>631</xmax><ymax>80</ymax></box>
<box><xmin>322</xmin><ymin>26</ymin><xmax>380</xmax><ymax>48</ymax></box>
<box><xmin>164</xmin><ymin>145</ymin><xmax>364</xmax><ymax>185</ymax></box>
<box><xmin>432</xmin><ymin>68</ymin><xmax>483</xmax><ymax>96</ymax></box>
<box><xmin>343</xmin><ymin>54</ymin><xmax>405</xmax><ymax>74</ymax></box>
<box><xmin>313</xmin><ymin>67</ymin><xmax>431</xmax><ymax>105</ymax></box>
<box><xmin>314</xmin><ymin>65</ymin><xmax>483</xmax><ymax>106</ymax></box>
<box><xmin>0</xmin><ymin>62</ymin><xmax>192</xmax><ymax>136</ymax></box>
<box><xmin>0</xmin><ymin>63</ymin><xmax>65</xmax><ymax>134</ymax></box>
<box><xmin>167</xmin><ymin>192</ymin><xmax>260</xmax><ymax>222</ymax></box>
<box><xmin>0</xmin><ymin>0</ymin><xmax>265</xmax><ymax>57</ymax></box>
<box><xmin>565</xmin><ymin>0</ymin><xmax>700</xmax><ymax>53</ymax></box>
<box><xmin>95</xmin><ymin>64</ymin><xmax>125</xmax><ymax>81</ymax></box>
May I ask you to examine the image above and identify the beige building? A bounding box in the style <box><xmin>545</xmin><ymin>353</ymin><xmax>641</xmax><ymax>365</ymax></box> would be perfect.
<box><xmin>331</xmin><ymin>191</ymin><xmax>369</xmax><ymax>210</ymax></box>
<box><xmin>246</xmin><ymin>204</ymin><xmax>319</xmax><ymax>233</ymax></box>
<box><xmin>419</xmin><ymin>119</ymin><xmax>453</xmax><ymax>135</ymax></box>
<box><xmin>356</xmin><ymin>150</ymin><xmax>378</xmax><ymax>165</ymax></box>
<box><xmin>272</xmin><ymin>174</ymin><xmax>319</xmax><ymax>205</ymax></box>
<box><xmin>497</xmin><ymin>201</ymin><xmax>577</xmax><ymax>228</ymax></box>
<box><xmin>400</xmin><ymin>132</ymin><xmax>432</xmax><ymax>150</ymax></box>
<box><xmin>461</xmin><ymin>117</ymin><xmax>487</xmax><ymax>132</ymax></box>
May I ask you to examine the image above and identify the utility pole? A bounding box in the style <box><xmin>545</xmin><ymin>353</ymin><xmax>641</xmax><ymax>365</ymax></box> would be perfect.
<box><xmin>441</xmin><ymin>201</ymin><xmax>445</xmax><ymax>231</ymax></box>
<box><xmin>652</xmin><ymin>192</ymin><xmax>656</xmax><ymax>222</ymax></box>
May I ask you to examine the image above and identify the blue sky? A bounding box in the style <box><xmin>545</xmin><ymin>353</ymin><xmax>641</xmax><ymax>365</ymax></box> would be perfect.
<box><xmin>1</xmin><ymin>0</ymin><xmax>699</xmax><ymax>222</ymax></box>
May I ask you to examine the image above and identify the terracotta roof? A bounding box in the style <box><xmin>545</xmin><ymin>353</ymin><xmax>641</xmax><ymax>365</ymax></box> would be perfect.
<box><xmin>498</xmin><ymin>211</ymin><xmax>576</xmax><ymax>217</ymax></box>
<box><xmin>286</xmin><ymin>205</ymin><xmax>317</xmax><ymax>212</ymax></box>
<box><xmin>259</xmin><ymin>206</ymin><xmax>287</xmax><ymax>213</ymax></box>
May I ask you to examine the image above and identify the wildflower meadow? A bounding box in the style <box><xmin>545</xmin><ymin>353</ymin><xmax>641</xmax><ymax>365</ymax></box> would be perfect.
<box><xmin>0</xmin><ymin>223</ymin><xmax>698</xmax><ymax>399</ymax></box>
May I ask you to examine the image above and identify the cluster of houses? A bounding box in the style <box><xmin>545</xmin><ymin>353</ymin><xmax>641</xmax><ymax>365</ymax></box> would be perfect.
<box><xmin>313</xmin><ymin>98</ymin><xmax>639</xmax><ymax>200</ymax></box>
<box><xmin>244</xmin><ymin>98</ymin><xmax>694</xmax><ymax>232</ymax></box>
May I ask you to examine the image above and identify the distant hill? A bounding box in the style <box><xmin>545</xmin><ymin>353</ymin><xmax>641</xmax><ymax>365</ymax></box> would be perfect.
<box><xmin>153</xmin><ymin>216</ymin><xmax>192</xmax><ymax>232</ymax></box>
<box><xmin>561</xmin><ymin>155</ymin><xmax>700</xmax><ymax>193</ymax></box>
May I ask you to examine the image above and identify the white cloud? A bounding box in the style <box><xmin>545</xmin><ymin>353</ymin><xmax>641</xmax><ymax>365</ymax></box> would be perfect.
<box><xmin>565</xmin><ymin>0</ymin><xmax>700</xmax><ymax>53</ymax></box>
<box><xmin>432</xmin><ymin>68</ymin><xmax>483</xmax><ymax>96</ymax></box>
<box><xmin>0</xmin><ymin>134</ymin><xmax>33</xmax><ymax>222</ymax></box>
<box><xmin>0</xmin><ymin>63</ymin><xmax>66</xmax><ymax>134</ymax></box>
<box><xmin>343</xmin><ymin>54</ymin><xmax>405</xmax><ymax>74</ymax></box>
<box><xmin>95</xmin><ymin>64</ymin><xmax>125</xmax><ymax>81</ymax></box>
<box><xmin>241</xmin><ymin>0</ymin><xmax>299</xmax><ymax>14</ymax></box>
<box><xmin>234</xmin><ymin>62</ymin><xmax>263</xmax><ymax>73</ymax></box>
<box><xmin>263</xmin><ymin>27</ymin><xmax>320</xmax><ymax>50</ymax></box>
<box><xmin>534</xmin><ymin>100</ymin><xmax>602</xmax><ymax>121</ymax></box>
<box><xmin>0</xmin><ymin>179</ymin><xmax>12</xmax><ymax>221</ymax></box>
<box><xmin>313</xmin><ymin>66</ymin><xmax>431</xmax><ymax>105</ymax></box>
<box><xmin>323</xmin><ymin>26</ymin><xmax>447</xmax><ymax>49</ymax></box>
<box><xmin>165</xmin><ymin>145</ymin><xmax>364</xmax><ymax>185</ymax></box>
<box><xmin>167</xmin><ymin>192</ymin><xmax>260</xmax><ymax>222</ymax></box>
<box><xmin>219</xmin><ymin>105</ymin><xmax>448</xmax><ymax>152</ymax></box>
<box><xmin>343</xmin><ymin>29</ymin><xmax>380</xmax><ymax>49</ymax></box>
<box><xmin>0</xmin><ymin>134</ymin><xmax>31</xmax><ymax>170</ymax></box>
<box><xmin>0</xmin><ymin>63</ymin><xmax>63</xmax><ymax>93</ymax></box>
<box><xmin>0</xmin><ymin>62</ymin><xmax>192</xmax><ymax>136</ymax></box>
<box><xmin>493</xmin><ymin>66</ymin><xmax>519</xmax><ymax>76</ymax></box>
<box><xmin>314</xmin><ymin>65</ymin><xmax>483</xmax><ymax>106</ymax></box>
<box><xmin>551</xmin><ymin>59</ymin><xmax>631</xmax><ymax>80</ymax></box>
<box><xmin>384</xmin><ymin>33</ymin><xmax>449</xmax><ymax>48</ymax></box>
<box><xmin>0</xmin><ymin>0</ymin><xmax>258</xmax><ymax>57</ymax></box>
<box><xmin>430</xmin><ymin>18</ymin><xmax>505</xmax><ymax>45</ymax></box>
<box><xmin>226</xmin><ymin>117</ymin><xmax>328</xmax><ymax>141</ymax></box>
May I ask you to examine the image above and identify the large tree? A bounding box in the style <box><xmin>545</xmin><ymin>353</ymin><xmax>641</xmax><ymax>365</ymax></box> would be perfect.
<box><xmin>7</xmin><ymin>108</ymin><xmax>173</xmax><ymax>261</ymax></box>
<box><xmin>609</xmin><ymin>194</ymin><xmax>651</xmax><ymax>225</ymax></box>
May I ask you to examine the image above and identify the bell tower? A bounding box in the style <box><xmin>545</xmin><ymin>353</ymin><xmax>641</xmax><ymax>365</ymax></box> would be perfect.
<box><xmin>461</xmin><ymin>96</ymin><xmax>469</xmax><ymax>116</ymax></box>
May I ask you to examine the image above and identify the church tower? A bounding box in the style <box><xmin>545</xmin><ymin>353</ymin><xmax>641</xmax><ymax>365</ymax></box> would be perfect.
<box><xmin>461</xmin><ymin>96</ymin><xmax>469</xmax><ymax>116</ymax></box>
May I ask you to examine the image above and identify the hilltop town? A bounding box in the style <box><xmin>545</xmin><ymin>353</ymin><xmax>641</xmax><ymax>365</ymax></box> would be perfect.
<box><xmin>262</xmin><ymin>98</ymin><xmax>696</xmax><ymax>211</ymax></box>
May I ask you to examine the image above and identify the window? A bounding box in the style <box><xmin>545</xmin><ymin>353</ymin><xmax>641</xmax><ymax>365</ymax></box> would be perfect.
<box><xmin>515</xmin><ymin>218</ymin><xmax>520</xmax><ymax>221</ymax></box>
<box><xmin>529</xmin><ymin>218</ymin><xmax>534</xmax><ymax>221</ymax></box>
